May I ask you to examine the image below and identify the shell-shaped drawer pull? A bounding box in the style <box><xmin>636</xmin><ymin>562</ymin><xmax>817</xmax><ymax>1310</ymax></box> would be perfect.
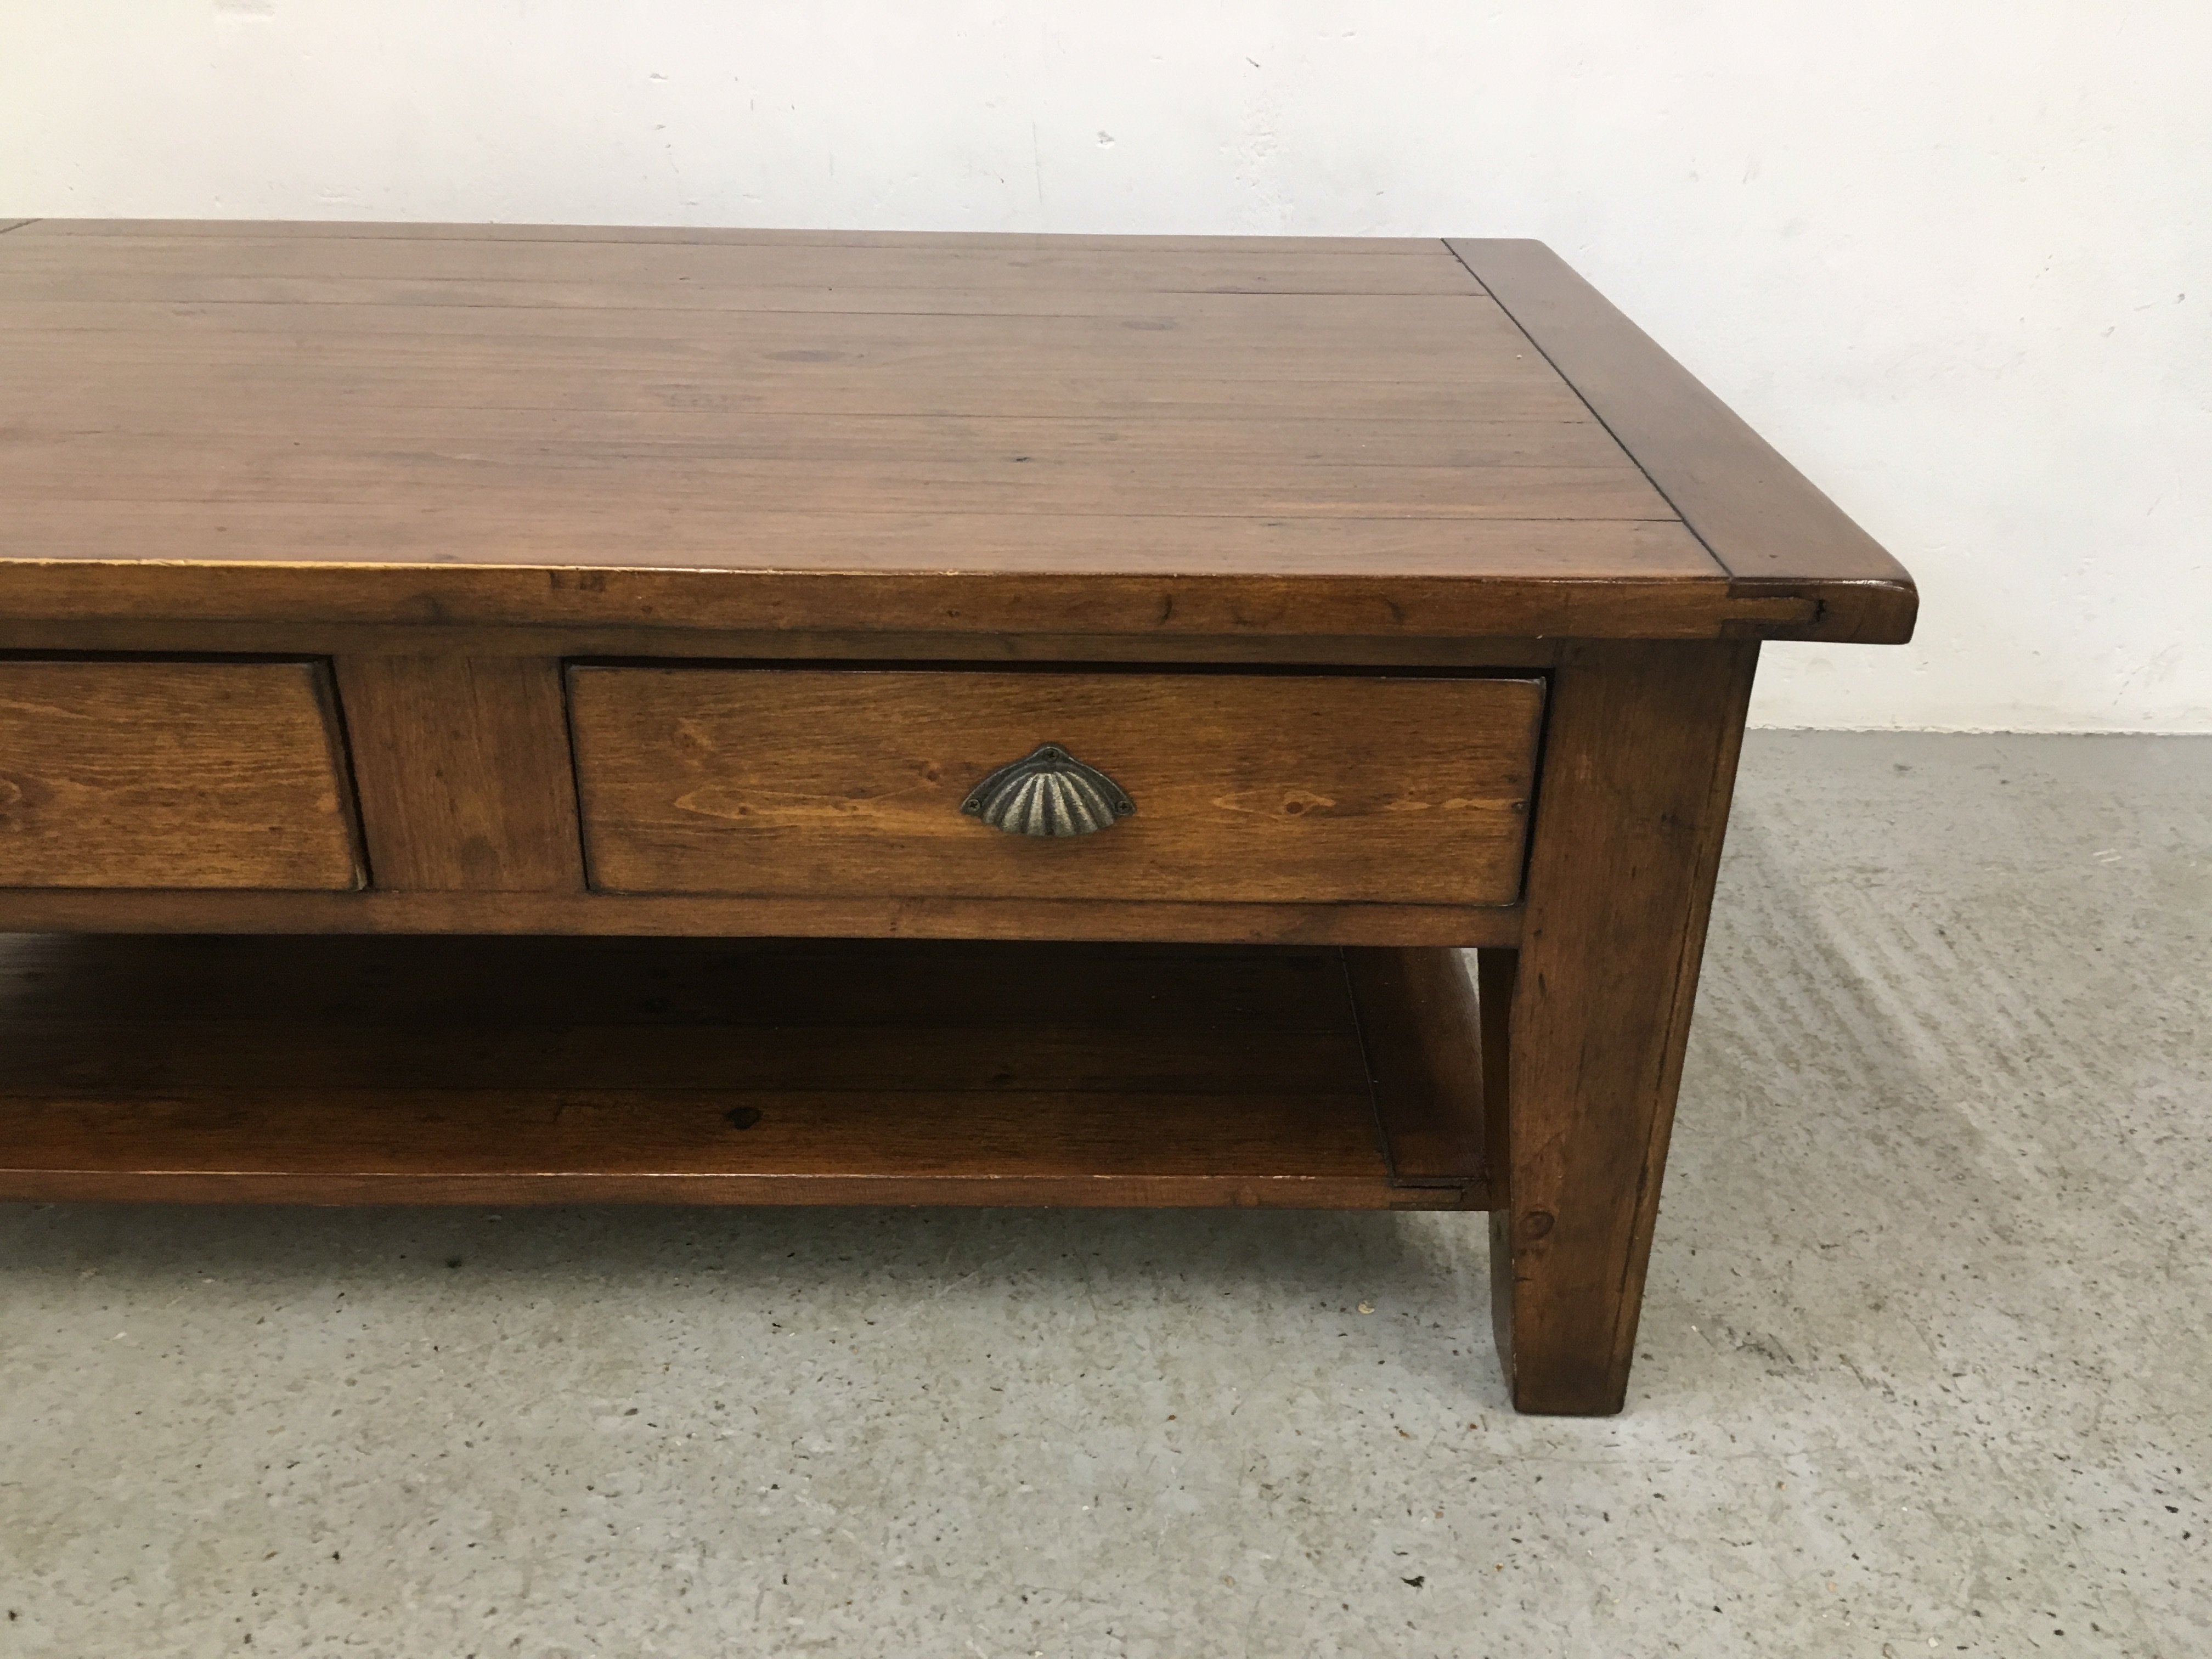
<box><xmin>959</xmin><ymin>744</ymin><xmax>1134</xmax><ymax>837</ymax></box>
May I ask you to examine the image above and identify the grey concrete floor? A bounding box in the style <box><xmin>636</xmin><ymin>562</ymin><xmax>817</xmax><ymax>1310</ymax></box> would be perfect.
<box><xmin>2</xmin><ymin>732</ymin><xmax>2207</xmax><ymax>1658</ymax></box>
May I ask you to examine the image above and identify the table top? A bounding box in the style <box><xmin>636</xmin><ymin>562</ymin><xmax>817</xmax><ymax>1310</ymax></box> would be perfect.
<box><xmin>0</xmin><ymin>221</ymin><xmax>1912</xmax><ymax>644</ymax></box>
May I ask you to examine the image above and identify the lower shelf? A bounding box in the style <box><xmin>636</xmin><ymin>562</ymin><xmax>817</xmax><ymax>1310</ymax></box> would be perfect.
<box><xmin>0</xmin><ymin>934</ymin><xmax>1493</xmax><ymax>1209</ymax></box>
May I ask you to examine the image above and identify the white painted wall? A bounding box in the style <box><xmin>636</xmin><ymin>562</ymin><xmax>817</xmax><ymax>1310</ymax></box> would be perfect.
<box><xmin>5</xmin><ymin>1</ymin><xmax>2206</xmax><ymax>731</ymax></box>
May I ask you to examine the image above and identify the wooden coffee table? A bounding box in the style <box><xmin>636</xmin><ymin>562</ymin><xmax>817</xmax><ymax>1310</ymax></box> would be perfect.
<box><xmin>0</xmin><ymin>221</ymin><xmax>1913</xmax><ymax>1413</ymax></box>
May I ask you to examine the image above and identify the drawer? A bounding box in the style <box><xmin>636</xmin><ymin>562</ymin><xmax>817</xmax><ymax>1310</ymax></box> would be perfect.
<box><xmin>0</xmin><ymin>659</ymin><xmax>365</xmax><ymax>890</ymax></box>
<box><xmin>568</xmin><ymin>666</ymin><xmax>1543</xmax><ymax>906</ymax></box>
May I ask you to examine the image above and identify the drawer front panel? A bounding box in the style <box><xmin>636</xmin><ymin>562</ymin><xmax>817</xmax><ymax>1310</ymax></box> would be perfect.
<box><xmin>569</xmin><ymin>667</ymin><xmax>1543</xmax><ymax>906</ymax></box>
<box><xmin>0</xmin><ymin>660</ymin><xmax>365</xmax><ymax>890</ymax></box>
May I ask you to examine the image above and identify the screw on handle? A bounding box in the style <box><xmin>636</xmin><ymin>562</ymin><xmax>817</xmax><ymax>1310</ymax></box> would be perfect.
<box><xmin>958</xmin><ymin>744</ymin><xmax>1134</xmax><ymax>837</ymax></box>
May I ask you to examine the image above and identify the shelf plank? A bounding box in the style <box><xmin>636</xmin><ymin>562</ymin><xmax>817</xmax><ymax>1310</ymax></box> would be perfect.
<box><xmin>0</xmin><ymin>935</ymin><xmax>1491</xmax><ymax>1209</ymax></box>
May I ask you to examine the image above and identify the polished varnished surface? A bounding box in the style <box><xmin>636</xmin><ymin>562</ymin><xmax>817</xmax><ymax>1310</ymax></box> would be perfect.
<box><xmin>0</xmin><ymin>659</ymin><xmax>362</xmax><ymax>890</ymax></box>
<box><xmin>568</xmin><ymin>667</ymin><xmax>1543</xmax><ymax>906</ymax></box>
<box><xmin>0</xmin><ymin>222</ymin><xmax>1918</xmax><ymax>1418</ymax></box>
<box><xmin>0</xmin><ymin>221</ymin><xmax>1910</xmax><ymax>642</ymax></box>
<box><xmin>0</xmin><ymin>935</ymin><xmax>1486</xmax><ymax>1209</ymax></box>
<box><xmin>0</xmin><ymin>224</ymin><xmax>1669</xmax><ymax>558</ymax></box>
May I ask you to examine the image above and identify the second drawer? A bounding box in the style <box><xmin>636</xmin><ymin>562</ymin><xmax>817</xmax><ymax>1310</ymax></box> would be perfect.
<box><xmin>566</xmin><ymin>665</ymin><xmax>1544</xmax><ymax>907</ymax></box>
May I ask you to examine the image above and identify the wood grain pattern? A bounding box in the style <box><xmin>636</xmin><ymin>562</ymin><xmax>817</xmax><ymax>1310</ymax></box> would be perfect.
<box><xmin>1489</xmin><ymin>640</ymin><xmax>1759</xmax><ymax>1414</ymax></box>
<box><xmin>0</xmin><ymin>223</ymin><xmax>1914</xmax><ymax>1415</ymax></box>
<box><xmin>0</xmin><ymin>406</ymin><xmax>1640</xmax><ymax>483</ymax></box>
<box><xmin>2</xmin><ymin>295</ymin><xmax>1538</xmax><ymax>354</ymax></box>
<box><xmin>2</xmin><ymin>353</ymin><xmax>1600</xmax><ymax>426</ymax></box>
<box><xmin>0</xmin><ymin>512</ymin><xmax>1718</xmax><ymax>578</ymax></box>
<box><xmin>0</xmin><ymin>233</ymin><xmax>1488</xmax><ymax>294</ymax></box>
<box><xmin>13</xmin><ymin>222</ymin><xmax>1452</xmax><ymax>255</ymax></box>
<box><xmin>1449</xmin><ymin>239</ymin><xmax>1918</xmax><ymax>643</ymax></box>
<box><xmin>333</xmin><ymin>655</ymin><xmax>582</xmax><ymax>891</ymax></box>
<box><xmin>0</xmin><ymin>933</ymin><xmax>1485</xmax><ymax>1209</ymax></box>
<box><xmin>0</xmin><ymin>273</ymin><xmax>1499</xmax><ymax>320</ymax></box>
<box><xmin>0</xmin><ymin>888</ymin><xmax>1523</xmax><ymax>948</ymax></box>
<box><xmin>1477</xmin><ymin>947</ymin><xmax>1521</xmax><ymax>1375</ymax></box>
<box><xmin>0</xmin><ymin>299</ymin><xmax>1556</xmax><ymax>371</ymax></box>
<box><xmin>0</xmin><ymin>225</ymin><xmax>1911</xmax><ymax>643</ymax></box>
<box><xmin>0</xmin><ymin>221</ymin><xmax>1903</xmax><ymax>644</ymax></box>
<box><xmin>569</xmin><ymin>667</ymin><xmax>1544</xmax><ymax>907</ymax></box>
<box><xmin>1342</xmin><ymin>946</ymin><xmax>1489</xmax><ymax>1192</ymax></box>
<box><xmin>0</xmin><ymin>658</ymin><xmax>364</xmax><ymax>890</ymax></box>
<box><xmin>0</xmin><ymin>537</ymin><xmax>1799</xmax><ymax>647</ymax></box>
<box><xmin>0</xmin><ymin>619</ymin><xmax>1566</xmax><ymax>672</ymax></box>
<box><xmin>7</xmin><ymin>448</ymin><xmax>1668</xmax><ymax>522</ymax></box>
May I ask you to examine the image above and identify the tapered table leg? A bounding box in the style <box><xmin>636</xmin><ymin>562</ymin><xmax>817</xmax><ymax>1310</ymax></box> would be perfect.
<box><xmin>1488</xmin><ymin>639</ymin><xmax>1759</xmax><ymax>1415</ymax></box>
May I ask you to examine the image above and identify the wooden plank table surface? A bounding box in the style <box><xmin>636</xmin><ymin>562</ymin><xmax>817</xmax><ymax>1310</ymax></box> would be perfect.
<box><xmin>0</xmin><ymin>221</ymin><xmax>1915</xmax><ymax>1413</ymax></box>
